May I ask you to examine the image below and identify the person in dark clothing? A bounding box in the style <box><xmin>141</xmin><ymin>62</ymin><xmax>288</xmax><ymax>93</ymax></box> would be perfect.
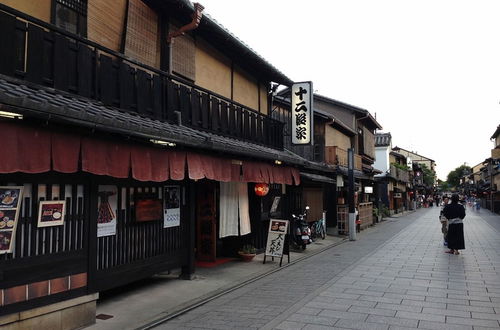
<box><xmin>442</xmin><ymin>194</ymin><xmax>466</xmax><ymax>255</ymax></box>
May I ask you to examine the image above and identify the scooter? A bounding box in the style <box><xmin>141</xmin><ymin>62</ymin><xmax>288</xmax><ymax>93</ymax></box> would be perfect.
<box><xmin>291</xmin><ymin>206</ymin><xmax>312</xmax><ymax>250</ymax></box>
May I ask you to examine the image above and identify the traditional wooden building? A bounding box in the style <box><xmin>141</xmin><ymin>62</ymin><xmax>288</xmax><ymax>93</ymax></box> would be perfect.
<box><xmin>273</xmin><ymin>91</ymin><xmax>382</xmax><ymax>234</ymax></box>
<box><xmin>0</xmin><ymin>0</ymin><xmax>317</xmax><ymax>328</ymax></box>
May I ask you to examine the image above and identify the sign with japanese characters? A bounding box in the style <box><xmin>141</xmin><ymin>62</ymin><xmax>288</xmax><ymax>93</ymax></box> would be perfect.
<box><xmin>291</xmin><ymin>82</ymin><xmax>313</xmax><ymax>145</ymax></box>
<box><xmin>265</xmin><ymin>219</ymin><xmax>289</xmax><ymax>257</ymax></box>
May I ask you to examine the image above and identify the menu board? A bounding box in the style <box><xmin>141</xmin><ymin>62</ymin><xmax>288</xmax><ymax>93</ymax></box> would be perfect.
<box><xmin>0</xmin><ymin>186</ymin><xmax>24</xmax><ymax>254</ymax></box>
<box><xmin>265</xmin><ymin>219</ymin><xmax>288</xmax><ymax>257</ymax></box>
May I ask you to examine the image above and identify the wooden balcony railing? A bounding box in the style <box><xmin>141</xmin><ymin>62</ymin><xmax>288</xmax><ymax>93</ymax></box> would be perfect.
<box><xmin>0</xmin><ymin>4</ymin><xmax>284</xmax><ymax>149</ymax></box>
<box><xmin>390</xmin><ymin>165</ymin><xmax>409</xmax><ymax>183</ymax></box>
<box><xmin>325</xmin><ymin>146</ymin><xmax>362</xmax><ymax>171</ymax></box>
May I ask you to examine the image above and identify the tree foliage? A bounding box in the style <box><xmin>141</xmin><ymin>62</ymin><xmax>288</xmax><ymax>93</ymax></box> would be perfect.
<box><xmin>446</xmin><ymin>165</ymin><xmax>472</xmax><ymax>188</ymax></box>
<box><xmin>420</xmin><ymin>164</ymin><xmax>435</xmax><ymax>187</ymax></box>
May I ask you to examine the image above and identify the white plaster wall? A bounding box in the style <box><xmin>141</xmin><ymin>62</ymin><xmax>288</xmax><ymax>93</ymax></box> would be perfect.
<box><xmin>374</xmin><ymin>146</ymin><xmax>390</xmax><ymax>174</ymax></box>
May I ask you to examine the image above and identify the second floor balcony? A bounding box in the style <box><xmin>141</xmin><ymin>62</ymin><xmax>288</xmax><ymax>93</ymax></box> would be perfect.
<box><xmin>0</xmin><ymin>4</ymin><xmax>284</xmax><ymax>150</ymax></box>
<box><xmin>390</xmin><ymin>164</ymin><xmax>409</xmax><ymax>183</ymax></box>
<box><xmin>325</xmin><ymin>146</ymin><xmax>362</xmax><ymax>171</ymax></box>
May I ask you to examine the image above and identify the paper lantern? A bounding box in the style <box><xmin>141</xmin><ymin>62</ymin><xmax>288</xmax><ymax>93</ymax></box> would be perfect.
<box><xmin>254</xmin><ymin>183</ymin><xmax>269</xmax><ymax>196</ymax></box>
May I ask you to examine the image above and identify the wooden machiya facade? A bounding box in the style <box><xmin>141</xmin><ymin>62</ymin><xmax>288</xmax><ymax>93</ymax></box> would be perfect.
<box><xmin>0</xmin><ymin>1</ymin><xmax>307</xmax><ymax>328</ymax></box>
<box><xmin>272</xmin><ymin>92</ymin><xmax>382</xmax><ymax>235</ymax></box>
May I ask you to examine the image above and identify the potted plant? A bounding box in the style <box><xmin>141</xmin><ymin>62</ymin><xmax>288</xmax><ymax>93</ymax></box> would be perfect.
<box><xmin>238</xmin><ymin>244</ymin><xmax>256</xmax><ymax>262</ymax></box>
<box><xmin>372</xmin><ymin>207</ymin><xmax>379</xmax><ymax>224</ymax></box>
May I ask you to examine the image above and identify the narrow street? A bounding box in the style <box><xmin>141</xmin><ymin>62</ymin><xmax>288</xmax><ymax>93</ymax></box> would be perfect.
<box><xmin>154</xmin><ymin>208</ymin><xmax>500</xmax><ymax>330</ymax></box>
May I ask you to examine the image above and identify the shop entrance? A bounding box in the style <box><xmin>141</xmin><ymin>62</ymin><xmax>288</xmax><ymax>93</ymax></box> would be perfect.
<box><xmin>303</xmin><ymin>187</ymin><xmax>323</xmax><ymax>223</ymax></box>
<box><xmin>195</xmin><ymin>181</ymin><xmax>217</xmax><ymax>262</ymax></box>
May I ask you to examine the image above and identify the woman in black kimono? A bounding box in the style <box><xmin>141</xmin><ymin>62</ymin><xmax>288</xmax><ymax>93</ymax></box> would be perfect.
<box><xmin>442</xmin><ymin>194</ymin><xmax>466</xmax><ymax>255</ymax></box>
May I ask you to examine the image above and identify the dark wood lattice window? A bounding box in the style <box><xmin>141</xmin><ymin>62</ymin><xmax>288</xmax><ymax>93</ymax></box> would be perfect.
<box><xmin>53</xmin><ymin>0</ymin><xmax>87</xmax><ymax>37</ymax></box>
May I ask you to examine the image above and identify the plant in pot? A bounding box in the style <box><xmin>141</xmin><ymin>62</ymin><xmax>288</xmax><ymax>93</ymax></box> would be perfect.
<box><xmin>238</xmin><ymin>244</ymin><xmax>256</xmax><ymax>262</ymax></box>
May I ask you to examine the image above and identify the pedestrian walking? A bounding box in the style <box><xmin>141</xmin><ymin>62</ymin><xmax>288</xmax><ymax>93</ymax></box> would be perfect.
<box><xmin>442</xmin><ymin>194</ymin><xmax>466</xmax><ymax>255</ymax></box>
<box><xmin>439</xmin><ymin>196</ymin><xmax>449</xmax><ymax>246</ymax></box>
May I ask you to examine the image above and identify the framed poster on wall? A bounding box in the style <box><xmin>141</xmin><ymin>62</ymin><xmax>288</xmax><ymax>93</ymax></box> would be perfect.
<box><xmin>163</xmin><ymin>186</ymin><xmax>180</xmax><ymax>228</ymax></box>
<box><xmin>0</xmin><ymin>186</ymin><xmax>24</xmax><ymax>254</ymax></box>
<box><xmin>37</xmin><ymin>200</ymin><xmax>66</xmax><ymax>227</ymax></box>
<box><xmin>97</xmin><ymin>185</ymin><xmax>118</xmax><ymax>237</ymax></box>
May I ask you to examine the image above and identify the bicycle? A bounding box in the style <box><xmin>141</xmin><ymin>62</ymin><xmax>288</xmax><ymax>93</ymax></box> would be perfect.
<box><xmin>309</xmin><ymin>217</ymin><xmax>326</xmax><ymax>240</ymax></box>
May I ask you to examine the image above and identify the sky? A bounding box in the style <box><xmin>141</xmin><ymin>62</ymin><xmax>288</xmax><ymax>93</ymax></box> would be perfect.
<box><xmin>198</xmin><ymin>0</ymin><xmax>500</xmax><ymax>180</ymax></box>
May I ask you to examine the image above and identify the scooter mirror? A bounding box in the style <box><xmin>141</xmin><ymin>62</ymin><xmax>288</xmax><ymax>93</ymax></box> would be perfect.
<box><xmin>305</xmin><ymin>206</ymin><xmax>310</xmax><ymax>210</ymax></box>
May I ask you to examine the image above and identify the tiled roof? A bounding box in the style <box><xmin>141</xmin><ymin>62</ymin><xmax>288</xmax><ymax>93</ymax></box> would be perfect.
<box><xmin>0</xmin><ymin>74</ymin><xmax>311</xmax><ymax>167</ymax></box>
<box><xmin>375</xmin><ymin>133</ymin><xmax>392</xmax><ymax>147</ymax></box>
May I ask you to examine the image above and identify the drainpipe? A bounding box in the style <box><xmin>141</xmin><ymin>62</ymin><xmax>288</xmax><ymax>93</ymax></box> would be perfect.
<box><xmin>166</xmin><ymin>3</ymin><xmax>204</xmax><ymax>44</ymax></box>
<box><xmin>165</xmin><ymin>3</ymin><xmax>204</xmax><ymax>74</ymax></box>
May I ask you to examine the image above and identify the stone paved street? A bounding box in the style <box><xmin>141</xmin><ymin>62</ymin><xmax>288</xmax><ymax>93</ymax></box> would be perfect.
<box><xmin>153</xmin><ymin>207</ymin><xmax>500</xmax><ymax>330</ymax></box>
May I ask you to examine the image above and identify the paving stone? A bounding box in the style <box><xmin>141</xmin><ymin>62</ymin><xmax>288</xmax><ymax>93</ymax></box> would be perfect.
<box><xmin>395</xmin><ymin>310</ymin><xmax>446</xmax><ymax>322</ymax></box>
<box><xmin>446</xmin><ymin>316</ymin><xmax>499</xmax><ymax>327</ymax></box>
<box><xmin>421</xmin><ymin>307</ymin><xmax>471</xmax><ymax>318</ymax></box>
<box><xmin>365</xmin><ymin>314</ymin><xmax>419</xmax><ymax>327</ymax></box>
<box><xmin>304</xmin><ymin>301</ymin><xmax>349</xmax><ymax>312</ymax></box>
<box><xmin>470</xmin><ymin>311</ymin><xmax>500</xmax><ymax>320</ymax></box>
<box><xmin>317</xmin><ymin>309</ymin><xmax>368</xmax><ymax>321</ymax></box>
<box><xmin>334</xmin><ymin>318</ymin><xmax>390</xmax><ymax>330</ymax></box>
<box><xmin>417</xmin><ymin>320</ymin><xmax>472</xmax><ymax>330</ymax></box>
<box><xmin>347</xmin><ymin>305</ymin><xmax>396</xmax><ymax>317</ymax></box>
<box><xmin>288</xmin><ymin>314</ymin><xmax>338</xmax><ymax>327</ymax></box>
<box><xmin>375</xmin><ymin>302</ymin><xmax>423</xmax><ymax>313</ymax></box>
<box><xmin>275</xmin><ymin>321</ymin><xmax>306</xmax><ymax>329</ymax></box>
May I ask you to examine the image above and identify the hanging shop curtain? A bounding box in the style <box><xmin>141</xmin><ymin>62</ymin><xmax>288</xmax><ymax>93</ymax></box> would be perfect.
<box><xmin>238</xmin><ymin>182</ymin><xmax>251</xmax><ymax>236</ymax></box>
<box><xmin>52</xmin><ymin>132</ymin><xmax>81</xmax><ymax>173</ymax></box>
<box><xmin>81</xmin><ymin>138</ymin><xmax>131</xmax><ymax>178</ymax></box>
<box><xmin>219</xmin><ymin>182</ymin><xmax>252</xmax><ymax>238</ymax></box>
<box><xmin>219</xmin><ymin>182</ymin><xmax>239</xmax><ymax>238</ymax></box>
<box><xmin>131</xmin><ymin>145</ymin><xmax>169</xmax><ymax>182</ymax></box>
<box><xmin>0</xmin><ymin>122</ymin><xmax>51</xmax><ymax>173</ymax></box>
<box><xmin>0</xmin><ymin>122</ymin><xmax>300</xmax><ymax>185</ymax></box>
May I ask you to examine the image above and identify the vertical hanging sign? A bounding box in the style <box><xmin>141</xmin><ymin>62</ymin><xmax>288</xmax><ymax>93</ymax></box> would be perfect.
<box><xmin>291</xmin><ymin>81</ymin><xmax>313</xmax><ymax>145</ymax></box>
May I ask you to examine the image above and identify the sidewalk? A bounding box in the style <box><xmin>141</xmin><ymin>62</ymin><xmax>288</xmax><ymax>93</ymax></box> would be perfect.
<box><xmin>87</xmin><ymin>233</ymin><xmax>347</xmax><ymax>330</ymax></box>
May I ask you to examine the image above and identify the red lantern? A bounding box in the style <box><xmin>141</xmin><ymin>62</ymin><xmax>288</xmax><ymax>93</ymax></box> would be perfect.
<box><xmin>254</xmin><ymin>183</ymin><xmax>269</xmax><ymax>196</ymax></box>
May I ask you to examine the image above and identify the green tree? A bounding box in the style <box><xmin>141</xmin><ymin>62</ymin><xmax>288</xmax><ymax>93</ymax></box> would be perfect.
<box><xmin>420</xmin><ymin>164</ymin><xmax>435</xmax><ymax>187</ymax></box>
<box><xmin>446</xmin><ymin>165</ymin><xmax>472</xmax><ymax>188</ymax></box>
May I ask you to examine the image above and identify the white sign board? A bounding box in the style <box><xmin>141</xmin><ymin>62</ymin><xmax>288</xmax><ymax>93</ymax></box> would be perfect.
<box><xmin>407</xmin><ymin>157</ymin><xmax>413</xmax><ymax>168</ymax></box>
<box><xmin>163</xmin><ymin>186</ymin><xmax>181</xmax><ymax>228</ymax></box>
<box><xmin>291</xmin><ymin>82</ymin><xmax>313</xmax><ymax>145</ymax></box>
<box><xmin>265</xmin><ymin>219</ymin><xmax>289</xmax><ymax>257</ymax></box>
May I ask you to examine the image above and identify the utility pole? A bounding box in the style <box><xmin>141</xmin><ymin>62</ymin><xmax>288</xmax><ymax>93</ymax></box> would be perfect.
<box><xmin>348</xmin><ymin>148</ymin><xmax>356</xmax><ymax>241</ymax></box>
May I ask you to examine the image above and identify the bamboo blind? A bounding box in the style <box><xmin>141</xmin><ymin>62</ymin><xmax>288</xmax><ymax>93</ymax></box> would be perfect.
<box><xmin>170</xmin><ymin>23</ymin><xmax>196</xmax><ymax>81</ymax></box>
<box><xmin>124</xmin><ymin>0</ymin><xmax>159</xmax><ymax>68</ymax></box>
<box><xmin>363</xmin><ymin>126</ymin><xmax>375</xmax><ymax>158</ymax></box>
<box><xmin>87</xmin><ymin>0</ymin><xmax>127</xmax><ymax>52</ymax></box>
